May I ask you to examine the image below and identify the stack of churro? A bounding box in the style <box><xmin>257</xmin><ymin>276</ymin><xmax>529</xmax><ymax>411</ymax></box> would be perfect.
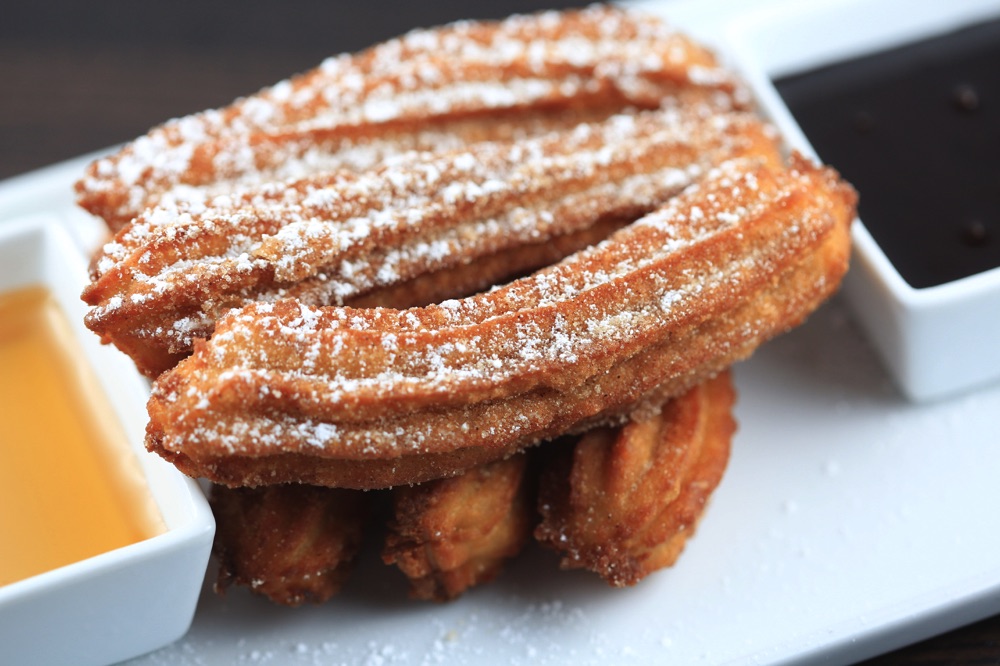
<box><xmin>77</xmin><ymin>6</ymin><xmax>855</xmax><ymax>603</ymax></box>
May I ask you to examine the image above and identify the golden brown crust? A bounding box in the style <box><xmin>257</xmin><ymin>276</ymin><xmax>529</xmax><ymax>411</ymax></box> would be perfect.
<box><xmin>210</xmin><ymin>484</ymin><xmax>367</xmax><ymax>606</ymax></box>
<box><xmin>345</xmin><ymin>214</ymin><xmax>632</xmax><ymax>310</ymax></box>
<box><xmin>207</xmin><ymin>374</ymin><xmax>738</xmax><ymax>604</ymax></box>
<box><xmin>72</xmin><ymin>7</ymin><xmax>860</xmax><ymax>609</ymax></box>
<box><xmin>75</xmin><ymin>6</ymin><xmax>745</xmax><ymax>232</ymax></box>
<box><xmin>382</xmin><ymin>454</ymin><xmax>532</xmax><ymax>601</ymax></box>
<box><xmin>144</xmin><ymin>156</ymin><xmax>855</xmax><ymax>490</ymax></box>
<box><xmin>83</xmin><ymin>108</ymin><xmax>778</xmax><ymax>378</ymax></box>
<box><xmin>536</xmin><ymin>372</ymin><xmax>736</xmax><ymax>586</ymax></box>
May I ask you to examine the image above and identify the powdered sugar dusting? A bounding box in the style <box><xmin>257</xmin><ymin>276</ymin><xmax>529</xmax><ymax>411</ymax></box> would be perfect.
<box><xmin>150</xmin><ymin>157</ymin><xmax>841</xmax><ymax>460</ymax></box>
<box><xmin>75</xmin><ymin>5</ymin><xmax>743</xmax><ymax>229</ymax></box>
<box><xmin>84</xmin><ymin>107</ymin><xmax>770</xmax><ymax>367</ymax></box>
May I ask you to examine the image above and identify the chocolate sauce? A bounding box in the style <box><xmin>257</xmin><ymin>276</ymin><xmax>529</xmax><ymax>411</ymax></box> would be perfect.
<box><xmin>775</xmin><ymin>18</ymin><xmax>1000</xmax><ymax>288</ymax></box>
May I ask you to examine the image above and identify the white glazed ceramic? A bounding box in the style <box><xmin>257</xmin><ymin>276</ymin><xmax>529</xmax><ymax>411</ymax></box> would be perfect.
<box><xmin>712</xmin><ymin>0</ymin><xmax>1000</xmax><ymax>402</ymax></box>
<box><xmin>0</xmin><ymin>218</ymin><xmax>215</xmax><ymax>666</ymax></box>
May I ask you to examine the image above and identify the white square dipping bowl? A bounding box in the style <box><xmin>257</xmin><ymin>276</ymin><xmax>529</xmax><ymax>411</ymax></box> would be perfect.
<box><xmin>0</xmin><ymin>217</ymin><xmax>215</xmax><ymax>666</ymax></box>
<box><xmin>715</xmin><ymin>0</ymin><xmax>1000</xmax><ymax>402</ymax></box>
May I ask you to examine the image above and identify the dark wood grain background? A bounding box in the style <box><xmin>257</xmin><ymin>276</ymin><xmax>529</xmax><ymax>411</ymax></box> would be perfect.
<box><xmin>2</xmin><ymin>2</ymin><xmax>998</xmax><ymax>663</ymax></box>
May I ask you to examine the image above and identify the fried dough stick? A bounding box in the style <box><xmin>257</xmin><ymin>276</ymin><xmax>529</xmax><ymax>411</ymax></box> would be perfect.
<box><xmin>210</xmin><ymin>484</ymin><xmax>367</xmax><ymax>606</ymax></box>
<box><xmin>206</xmin><ymin>207</ymin><xmax>628</xmax><ymax>608</ymax></box>
<box><xmin>205</xmin><ymin>221</ymin><xmax>568</xmax><ymax>606</ymax></box>
<box><xmin>76</xmin><ymin>6</ymin><xmax>745</xmax><ymax>231</ymax></box>
<box><xmin>536</xmin><ymin>372</ymin><xmax>735</xmax><ymax>586</ymax></box>
<box><xmin>212</xmin><ymin>373</ymin><xmax>735</xmax><ymax>604</ymax></box>
<box><xmin>84</xmin><ymin>108</ymin><xmax>776</xmax><ymax>378</ymax></box>
<box><xmin>146</xmin><ymin>155</ymin><xmax>854</xmax><ymax>490</ymax></box>
<box><xmin>383</xmin><ymin>454</ymin><xmax>532</xmax><ymax>601</ymax></box>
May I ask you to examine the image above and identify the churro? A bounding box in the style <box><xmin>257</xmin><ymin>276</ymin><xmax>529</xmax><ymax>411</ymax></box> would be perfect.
<box><xmin>75</xmin><ymin>5</ymin><xmax>746</xmax><ymax>232</ymax></box>
<box><xmin>146</xmin><ymin>155</ymin><xmax>854</xmax><ymax>490</ymax></box>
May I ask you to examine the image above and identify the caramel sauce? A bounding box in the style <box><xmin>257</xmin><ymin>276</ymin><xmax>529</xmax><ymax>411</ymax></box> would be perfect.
<box><xmin>0</xmin><ymin>286</ymin><xmax>163</xmax><ymax>587</ymax></box>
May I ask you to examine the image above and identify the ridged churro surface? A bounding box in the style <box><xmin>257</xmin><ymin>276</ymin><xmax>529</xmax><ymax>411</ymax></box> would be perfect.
<box><xmin>536</xmin><ymin>372</ymin><xmax>735</xmax><ymax>586</ymax></box>
<box><xmin>69</xmin><ymin>6</ymin><xmax>865</xmax><ymax>607</ymax></box>
<box><xmin>383</xmin><ymin>454</ymin><xmax>532</xmax><ymax>601</ymax></box>
<box><xmin>82</xmin><ymin>108</ymin><xmax>779</xmax><ymax>378</ymax></box>
<box><xmin>146</xmin><ymin>155</ymin><xmax>854</xmax><ymax>490</ymax></box>
<box><xmin>208</xmin><ymin>373</ymin><xmax>736</xmax><ymax>605</ymax></box>
<box><xmin>210</xmin><ymin>483</ymin><xmax>367</xmax><ymax>606</ymax></box>
<box><xmin>75</xmin><ymin>5</ymin><xmax>746</xmax><ymax>232</ymax></box>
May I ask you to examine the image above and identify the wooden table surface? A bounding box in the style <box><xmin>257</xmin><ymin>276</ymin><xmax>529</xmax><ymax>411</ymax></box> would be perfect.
<box><xmin>2</xmin><ymin>2</ymin><xmax>998</xmax><ymax>664</ymax></box>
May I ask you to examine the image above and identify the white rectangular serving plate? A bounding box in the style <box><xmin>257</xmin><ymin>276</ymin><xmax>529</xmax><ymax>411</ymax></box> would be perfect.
<box><xmin>2</xmin><ymin>2</ymin><xmax>998</xmax><ymax>663</ymax></box>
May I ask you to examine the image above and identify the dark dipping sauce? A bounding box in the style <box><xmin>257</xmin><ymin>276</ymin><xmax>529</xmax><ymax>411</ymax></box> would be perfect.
<box><xmin>774</xmin><ymin>17</ymin><xmax>1000</xmax><ymax>289</ymax></box>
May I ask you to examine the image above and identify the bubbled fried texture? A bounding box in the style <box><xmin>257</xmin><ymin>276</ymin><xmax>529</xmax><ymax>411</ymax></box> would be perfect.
<box><xmin>209</xmin><ymin>374</ymin><xmax>738</xmax><ymax>605</ymax></box>
<box><xmin>72</xmin><ymin>6</ymin><xmax>858</xmax><ymax>607</ymax></box>
<box><xmin>75</xmin><ymin>5</ymin><xmax>746</xmax><ymax>232</ymax></box>
<box><xmin>210</xmin><ymin>484</ymin><xmax>367</xmax><ymax>606</ymax></box>
<box><xmin>83</xmin><ymin>108</ymin><xmax>777</xmax><ymax>378</ymax></box>
<box><xmin>145</xmin><ymin>155</ymin><xmax>855</xmax><ymax>490</ymax></box>
<box><xmin>383</xmin><ymin>454</ymin><xmax>532</xmax><ymax>601</ymax></box>
<box><xmin>536</xmin><ymin>372</ymin><xmax>736</xmax><ymax>586</ymax></box>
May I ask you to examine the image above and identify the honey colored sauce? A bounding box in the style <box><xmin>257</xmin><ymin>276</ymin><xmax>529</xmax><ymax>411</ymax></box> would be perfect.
<box><xmin>0</xmin><ymin>285</ymin><xmax>164</xmax><ymax>587</ymax></box>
